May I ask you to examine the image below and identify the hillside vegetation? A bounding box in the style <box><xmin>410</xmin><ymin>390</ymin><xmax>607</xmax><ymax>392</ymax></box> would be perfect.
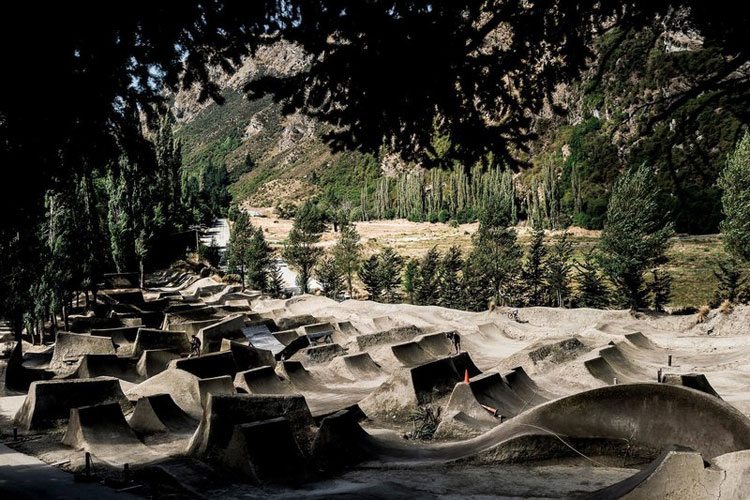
<box><xmin>174</xmin><ymin>23</ymin><xmax>747</xmax><ymax>234</ymax></box>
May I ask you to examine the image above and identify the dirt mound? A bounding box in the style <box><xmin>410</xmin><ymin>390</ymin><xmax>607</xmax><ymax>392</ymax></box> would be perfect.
<box><xmin>73</xmin><ymin>354</ymin><xmax>141</xmax><ymax>383</ymax></box>
<box><xmin>196</xmin><ymin>314</ymin><xmax>246</xmax><ymax>353</ymax></box>
<box><xmin>170</xmin><ymin>351</ymin><xmax>239</xmax><ymax>379</ymax></box>
<box><xmin>291</xmin><ymin>343</ymin><xmax>347</xmax><ymax>365</ymax></box>
<box><xmin>434</xmin><ymin>382</ymin><xmax>501</xmax><ymax>440</ymax></box>
<box><xmin>661</xmin><ymin>373</ymin><xmax>722</xmax><ymax>398</ymax></box>
<box><xmin>528</xmin><ymin>337</ymin><xmax>587</xmax><ymax>365</ymax></box>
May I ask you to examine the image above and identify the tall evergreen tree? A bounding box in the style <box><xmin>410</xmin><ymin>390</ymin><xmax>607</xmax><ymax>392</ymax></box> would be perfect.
<box><xmin>283</xmin><ymin>201</ymin><xmax>326</xmax><ymax>294</ymax></box>
<box><xmin>576</xmin><ymin>254</ymin><xmax>610</xmax><ymax>309</ymax></box>
<box><xmin>379</xmin><ymin>247</ymin><xmax>405</xmax><ymax>304</ymax></box>
<box><xmin>438</xmin><ymin>246</ymin><xmax>463</xmax><ymax>308</ymax></box>
<box><xmin>414</xmin><ymin>247</ymin><xmax>441</xmax><ymax>306</ymax></box>
<box><xmin>546</xmin><ymin>231</ymin><xmax>574</xmax><ymax>307</ymax></box>
<box><xmin>333</xmin><ymin>222</ymin><xmax>361</xmax><ymax>297</ymax></box>
<box><xmin>402</xmin><ymin>258</ymin><xmax>419</xmax><ymax>304</ymax></box>
<box><xmin>265</xmin><ymin>259</ymin><xmax>286</xmax><ymax>298</ymax></box>
<box><xmin>316</xmin><ymin>255</ymin><xmax>344</xmax><ymax>298</ymax></box>
<box><xmin>521</xmin><ymin>228</ymin><xmax>548</xmax><ymax>305</ymax></box>
<box><xmin>245</xmin><ymin>226</ymin><xmax>273</xmax><ymax>290</ymax></box>
<box><xmin>712</xmin><ymin>258</ymin><xmax>747</xmax><ymax>304</ymax></box>
<box><xmin>470</xmin><ymin>198</ymin><xmax>523</xmax><ymax>306</ymax></box>
<box><xmin>598</xmin><ymin>164</ymin><xmax>674</xmax><ymax>309</ymax></box>
<box><xmin>650</xmin><ymin>268</ymin><xmax>672</xmax><ymax>312</ymax></box>
<box><xmin>359</xmin><ymin>255</ymin><xmax>383</xmax><ymax>300</ymax></box>
<box><xmin>719</xmin><ymin>131</ymin><xmax>750</xmax><ymax>262</ymax></box>
<box><xmin>227</xmin><ymin>212</ymin><xmax>253</xmax><ymax>287</ymax></box>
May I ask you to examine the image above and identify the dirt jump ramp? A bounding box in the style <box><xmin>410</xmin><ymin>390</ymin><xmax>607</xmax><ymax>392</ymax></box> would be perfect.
<box><xmin>50</xmin><ymin>332</ymin><xmax>116</xmax><ymax>369</ymax></box>
<box><xmin>132</xmin><ymin>328</ymin><xmax>190</xmax><ymax>357</ymax></box>
<box><xmin>435</xmin><ymin>382</ymin><xmax>501</xmax><ymax>440</ymax></box>
<box><xmin>360</xmin><ymin>353</ymin><xmax>483</xmax><ymax>420</ymax></box>
<box><xmin>661</xmin><ymin>372</ymin><xmax>723</xmax><ymax>398</ymax></box>
<box><xmin>4</xmin><ymin>341</ymin><xmax>53</xmax><ymax>392</ymax></box>
<box><xmin>469</xmin><ymin>371</ymin><xmax>531</xmax><ymax>418</ymax></box>
<box><xmin>15</xmin><ymin>377</ymin><xmax>130</xmax><ymax>431</ymax></box>
<box><xmin>221</xmin><ymin>417</ymin><xmax>311</xmax><ymax>483</ymax></box>
<box><xmin>234</xmin><ymin>366</ymin><xmax>298</xmax><ymax>395</ymax></box>
<box><xmin>62</xmin><ymin>401</ymin><xmax>156</xmax><ymax>467</ymax></box>
<box><xmin>169</xmin><ymin>351</ymin><xmax>239</xmax><ymax>379</ymax></box>
<box><xmin>291</xmin><ymin>343</ymin><xmax>347</xmax><ymax>365</ymax></box>
<box><xmin>188</xmin><ymin>394</ymin><xmax>316</xmax><ymax>460</ymax></box>
<box><xmin>196</xmin><ymin>314</ymin><xmax>246</xmax><ymax>353</ymax></box>
<box><xmin>220</xmin><ymin>338</ymin><xmax>275</xmax><ymax>370</ymax></box>
<box><xmin>129</xmin><ymin>393</ymin><xmax>199</xmax><ymax>435</ymax></box>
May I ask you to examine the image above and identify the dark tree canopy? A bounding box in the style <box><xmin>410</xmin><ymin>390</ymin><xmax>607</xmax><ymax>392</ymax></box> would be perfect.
<box><xmin>3</xmin><ymin>1</ymin><xmax>750</xmax><ymax>236</ymax></box>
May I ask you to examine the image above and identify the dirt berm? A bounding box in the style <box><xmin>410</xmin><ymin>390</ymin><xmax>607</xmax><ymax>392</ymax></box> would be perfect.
<box><xmin>329</xmin><ymin>383</ymin><xmax>750</xmax><ymax>464</ymax></box>
<box><xmin>129</xmin><ymin>393</ymin><xmax>198</xmax><ymax>434</ymax></box>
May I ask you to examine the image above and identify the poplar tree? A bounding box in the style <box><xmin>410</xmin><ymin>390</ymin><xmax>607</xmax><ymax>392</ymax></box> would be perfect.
<box><xmin>719</xmin><ymin>131</ymin><xmax>750</xmax><ymax>262</ymax></box>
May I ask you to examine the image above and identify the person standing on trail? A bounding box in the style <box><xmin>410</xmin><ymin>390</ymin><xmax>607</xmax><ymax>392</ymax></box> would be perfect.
<box><xmin>446</xmin><ymin>331</ymin><xmax>461</xmax><ymax>354</ymax></box>
<box><xmin>189</xmin><ymin>335</ymin><xmax>201</xmax><ymax>357</ymax></box>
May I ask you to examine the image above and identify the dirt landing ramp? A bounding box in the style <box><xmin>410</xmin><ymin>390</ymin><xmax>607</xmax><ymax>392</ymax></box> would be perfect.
<box><xmin>291</xmin><ymin>343</ymin><xmax>347</xmax><ymax>365</ymax></box>
<box><xmin>129</xmin><ymin>393</ymin><xmax>198</xmax><ymax>434</ymax></box>
<box><xmin>327</xmin><ymin>352</ymin><xmax>385</xmax><ymax>382</ymax></box>
<box><xmin>333</xmin><ymin>383</ymin><xmax>750</xmax><ymax>464</ymax></box>
<box><xmin>62</xmin><ymin>402</ymin><xmax>157</xmax><ymax>467</ymax></box>
<box><xmin>234</xmin><ymin>366</ymin><xmax>297</xmax><ymax>395</ymax></box>
<box><xmin>188</xmin><ymin>394</ymin><xmax>316</xmax><ymax>460</ymax></box>
<box><xmin>469</xmin><ymin>372</ymin><xmax>531</xmax><ymax>419</ymax></box>
<box><xmin>136</xmin><ymin>349</ymin><xmax>181</xmax><ymax>378</ymax></box>
<box><xmin>15</xmin><ymin>377</ymin><xmax>129</xmax><ymax>431</ymax></box>
<box><xmin>50</xmin><ymin>332</ymin><xmax>116</xmax><ymax>369</ymax></box>
<box><xmin>132</xmin><ymin>328</ymin><xmax>190</xmax><ymax>357</ymax></box>
<box><xmin>73</xmin><ymin>354</ymin><xmax>141</xmax><ymax>383</ymax></box>
<box><xmin>661</xmin><ymin>372</ymin><xmax>722</xmax><ymax>398</ymax></box>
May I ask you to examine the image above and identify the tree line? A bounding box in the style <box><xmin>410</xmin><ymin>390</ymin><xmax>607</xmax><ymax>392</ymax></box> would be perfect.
<box><xmin>0</xmin><ymin>112</ymin><xmax>223</xmax><ymax>343</ymax></box>
<box><xmin>253</xmin><ymin>132</ymin><xmax>750</xmax><ymax>311</ymax></box>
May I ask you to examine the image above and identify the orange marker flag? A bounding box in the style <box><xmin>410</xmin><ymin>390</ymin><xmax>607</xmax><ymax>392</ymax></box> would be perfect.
<box><xmin>464</xmin><ymin>369</ymin><xmax>470</xmax><ymax>384</ymax></box>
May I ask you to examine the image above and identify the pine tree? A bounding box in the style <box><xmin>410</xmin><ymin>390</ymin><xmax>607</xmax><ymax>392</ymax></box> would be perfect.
<box><xmin>265</xmin><ymin>259</ymin><xmax>286</xmax><ymax>298</ymax></box>
<box><xmin>650</xmin><ymin>268</ymin><xmax>672</xmax><ymax>312</ymax></box>
<box><xmin>227</xmin><ymin>212</ymin><xmax>253</xmax><ymax>287</ymax></box>
<box><xmin>379</xmin><ymin>247</ymin><xmax>404</xmax><ymax>303</ymax></box>
<box><xmin>521</xmin><ymin>228</ymin><xmax>548</xmax><ymax>305</ymax></box>
<box><xmin>460</xmin><ymin>253</ymin><xmax>493</xmax><ymax>311</ymax></box>
<box><xmin>576</xmin><ymin>254</ymin><xmax>610</xmax><ymax>308</ymax></box>
<box><xmin>316</xmin><ymin>255</ymin><xmax>344</xmax><ymax>298</ymax></box>
<box><xmin>245</xmin><ymin>226</ymin><xmax>273</xmax><ymax>290</ymax></box>
<box><xmin>333</xmin><ymin>222</ymin><xmax>361</xmax><ymax>296</ymax></box>
<box><xmin>402</xmin><ymin>258</ymin><xmax>419</xmax><ymax>304</ymax></box>
<box><xmin>283</xmin><ymin>201</ymin><xmax>326</xmax><ymax>294</ymax></box>
<box><xmin>598</xmin><ymin>164</ymin><xmax>674</xmax><ymax>309</ymax></box>
<box><xmin>471</xmin><ymin>198</ymin><xmax>523</xmax><ymax>306</ymax></box>
<box><xmin>712</xmin><ymin>258</ymin><xmax>747</xmax><ymax>304</ymax></box>
<box><xmin>719</xmin><ymin>131</ymin><xmax>750</xmax><ymax>261</ymax></box>
<box><xmin>359</xmin><ymin>255</ymin><xmax>383</xmax><ymax>300</ymax></box>
<box><xmin>414</xmin><ymin>247</ymin><xmax>441</xmax><ymax>305</ymax></box>
<box><xmin>438</xmin><ymin>246</ymin><xmax>463</xmax><ymax>308</ymax></box>
<box><xmin>546</xmin><ymin>231</ymin><xmax>574</xmax><ymax>307</ymax></box>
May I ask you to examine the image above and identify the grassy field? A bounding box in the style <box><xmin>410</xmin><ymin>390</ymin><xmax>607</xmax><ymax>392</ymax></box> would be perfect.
<box><xmin>245</xmin><ymin>207</ymin><xmax>731</xmax><ymax>309</ymax></box>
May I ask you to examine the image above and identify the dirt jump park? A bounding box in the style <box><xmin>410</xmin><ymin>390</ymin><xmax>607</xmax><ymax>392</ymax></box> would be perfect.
<box><xmin>0</xmin><ymin>267</ymin><xmax>746</xmax><ymax>498</ymax></box>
